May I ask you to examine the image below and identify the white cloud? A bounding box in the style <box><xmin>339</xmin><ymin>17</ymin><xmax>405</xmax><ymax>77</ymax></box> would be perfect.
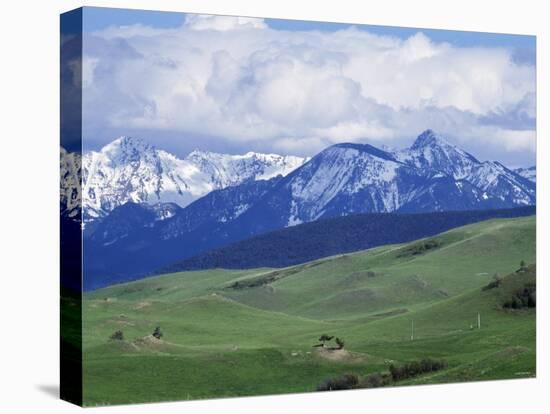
<box><xmin>466</xmin><ymin>126</ymin><xmax>536</xmax><ymax>153</ymax></box>
<box><xmin>398</xmin><ymin>32</ymin><xmax>440</xmax><ymax>63</ymax></box>
<box><xmin>184</xmin><ymin>14</ymin><xmax>267</xmax><ymax>31</ymax></box>
<box><xmin>82</xmin><ymin>15</ymin><xmax>535</xmax><ymax>164</ymax></box>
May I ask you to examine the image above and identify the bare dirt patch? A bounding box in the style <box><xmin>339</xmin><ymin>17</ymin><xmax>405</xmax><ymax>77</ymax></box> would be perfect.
<box><xmin>315</xmin><ymin>348</ymin><xmax>366</xmax><ymax>363</ymax></box>
<box><xmin>132</xmin><ymin>335</ymin><xmax>168</xmax><ymax>350</ymax></box>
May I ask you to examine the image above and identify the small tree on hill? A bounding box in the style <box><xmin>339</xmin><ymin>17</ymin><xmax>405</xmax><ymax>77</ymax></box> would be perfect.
<box><xmin>520</xmin><ymin>260</ymin><xmax>526</xmax><ymax>270</ymax></box>
<box><xmin>318</xmin><ymin>334</ymin><xmax>334</xmax><ymax>347</ymax></box>
<box><xmin>335</xmin><ymin>337</ymin><xmax>345</xmax><ymax>350</ymax></box>
<box><xmin>152</xmin><ymin>326</ymin><xmax>163</xmax><ymax>339</ymax></box>
<box><xmin>110</xmin><ymin>330</ymin><xmax>124</xmax><ymax>341</ymax></box>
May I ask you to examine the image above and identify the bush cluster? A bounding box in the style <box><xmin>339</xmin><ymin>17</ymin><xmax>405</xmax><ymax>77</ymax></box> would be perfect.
<box><xmin>389</xmin><ymin>358</ymin><xmax>448</xmax><ymax>382</ymax></box>
<box><xmin>397</xmin><ymin>239</ymin><xmax>442</xmax><ymax>258</ymax></box>
<box><xmin>360</xmin><ymin>372</ymin><xmax>392</xmax><ymax>388</ymax></box>
<box><xmin>503</xmin><ymin>283</ymin><xmax>536</xmax><ymax>309</ymax></box>
<box><xmin>109</xmin><ymin>330</ymin><xmax>124</xmax><ymax>341</ymax></box>
<box><xmin>109</xmin><ymin>326</ymin><xmax>165</xmax><ymax>341</ymax></box>
<box><xmin>316</xmin><ymin>374</ymin><xmax>359</xmax><ymax>391</ymax></box>
<box><xmin>317</xmin><ymin>358</ymin><xmax>448</xmax><ymax>392</ymax></box>
<box><xmin>482</xmin><ymin>273</ymin><xmax>502</xmax><ymax>291</ymax></box>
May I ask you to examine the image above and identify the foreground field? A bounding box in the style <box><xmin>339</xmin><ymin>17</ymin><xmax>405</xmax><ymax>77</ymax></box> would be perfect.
<box><xmin>82</xmin><ymin>215</ymin><xmax>536</xmax><ymax>405</ymax></box>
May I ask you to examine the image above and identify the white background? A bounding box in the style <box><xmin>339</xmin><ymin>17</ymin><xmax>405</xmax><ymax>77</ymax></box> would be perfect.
<box><xmin>0</xmin><ymin>0</ymin><xmax>547</xmax><ymax>412</ymax></box>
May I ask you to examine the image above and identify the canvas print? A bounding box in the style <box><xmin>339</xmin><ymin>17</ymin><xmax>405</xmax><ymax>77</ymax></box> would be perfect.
<box><xmin>60</xmin><ymin>7</ymin><xmax>536</xmax><ymax>407</ymax></box>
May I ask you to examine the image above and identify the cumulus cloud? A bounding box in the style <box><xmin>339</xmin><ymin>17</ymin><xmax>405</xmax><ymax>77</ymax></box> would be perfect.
<box><xmin>184</xmin><ymin>14</ymin><xmax>267</xmax><ymax>31</ymax></box>
<box><xmin>81</xmin><ymin>14</ymin><xmax>536</xmax><ymax>165</ymax></box>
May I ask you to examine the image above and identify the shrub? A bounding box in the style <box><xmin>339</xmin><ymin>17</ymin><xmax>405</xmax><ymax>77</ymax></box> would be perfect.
<box><xmin>109</xmin><ymin>330</ymin><xmax>124</xmax><ymax>341</ymax></box>
<box><xmin>390</xmin><ymin>358</ymin><xmax>447</xmax><ymax>381</ymax></box>
<box><xmin>397</xmin><ymin>239</ymin><xmax>442</xmax><ymax>258</ymax></box>
<box><xmin>361</xmin><ymin>372</ymin><xmax>391</xmax><ymax>388</ymax></box>
<box><xmin>152</xmin><ymin>326</ymin><xmax>163</xmax><ymax>339</ymax></box>
<box><xmin>318</xmin><ymin>358</ymin><xmax>448</xmax><ymax>392</ymax></box>
<box><xmin>504</xmin><ymin>282</ymin><xmax>536</xmax><ymax>309</ymax></box>
<box><xmin>335</xmin><ymin>337</ymin><xmax>345</xmax><ymax>349</ymax></box>
<box><xmin>317</xmin><ymin>334</ymin><xmax>334</xmax><ymax>347</ymax></box>
<box><xmin>482</xmin><ymin>273</ymin><xmax>502</xmax><ymax>291</ymax></box>
<box><xmin>317</xmin><ymin>373</ymin><xmax>359</xmax><ymax>391</ymax></box>
<box><xmin>482</xmin><ymin>280</ymin><xmax>500</xmax><ymax>291</ymax></box>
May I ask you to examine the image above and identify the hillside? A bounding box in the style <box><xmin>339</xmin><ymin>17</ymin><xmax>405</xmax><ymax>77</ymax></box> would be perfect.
<box><xmin>159</xmin><ymin>215</ymin><xmax>535</xmax><ymax>319</ymax></box>
<box><xmin>90</xmin><ymin>215</ymin><xmax>535</xmax><ymax>320</ymax></box>
<box><xmin>81</xmin><ymin>215</ymin><xmax>535</xmax><ymax>405</ymax></box>
<box><xmin>163</xmin><ymin>206</ymin><xmax>535</xmax><ymax>273</ymax></box>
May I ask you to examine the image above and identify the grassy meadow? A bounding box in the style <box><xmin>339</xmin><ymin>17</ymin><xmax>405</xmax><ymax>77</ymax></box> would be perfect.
<box><xmin>80</xmin><ymin>215</ymin><xmax>536</xmax><ymax>406</ymax></box>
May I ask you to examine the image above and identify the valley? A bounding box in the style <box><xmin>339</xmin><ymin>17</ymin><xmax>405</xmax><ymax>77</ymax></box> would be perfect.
<box><xmin>80</xmin><ymin>215</ymin><xmax>536</xmax><ymax>405</ymax></box>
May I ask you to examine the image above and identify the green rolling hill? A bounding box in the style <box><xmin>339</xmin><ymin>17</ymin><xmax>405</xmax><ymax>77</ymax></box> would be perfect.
<box><xmin>81</xmin><ymin>215</ymin><xmax>535</xmax><ymax>405</ymax></box>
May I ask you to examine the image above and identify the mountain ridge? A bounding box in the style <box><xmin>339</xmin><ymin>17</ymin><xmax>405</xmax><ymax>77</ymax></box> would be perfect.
<box><xmin>71</xmin><ymin>129</ymin><xmax>536</xmax><ymax>287</ymax></box>
<box><xmin>514</xmin><ymin>166</ymin><xmax>536</xmax><ymax>183</ymax></box>
<box><xmin>61</xmin><ymin>131</ymin><xmax>536</xmax><ymax>224</ymax></box>
<box><xmin>60</xmin><ymin>136</ymin><xmax>308</xmax><ymax>221</ymax></box>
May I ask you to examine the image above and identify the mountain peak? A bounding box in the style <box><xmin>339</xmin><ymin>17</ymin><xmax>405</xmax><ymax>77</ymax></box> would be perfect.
<box><xmin>411</xmin><ymin>129</ymin><xmax>449</xmax><ymax>150</ymax></box>
<box><xmin>331</xmin><ymin>142</ymin><xmax>396</xmax><ymax>162</ymax></box>
<box><xmin>102</xmin><ymin>136</ymin><xmax>154</xmax><ymax>156</ymax></box>
<box><xmin>187</xmin><ymin>149</ymin><xmax>212</xmax><ymax>158</ymax></box>
<box><xmin>80</xmin><ymin>137</ymin><xmax>308</xmax><ymax>221</ymax></box>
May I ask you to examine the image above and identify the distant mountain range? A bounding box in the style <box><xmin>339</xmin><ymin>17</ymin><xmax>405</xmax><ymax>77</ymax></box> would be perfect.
<box><xmin>60</xmin><ymin>136</ymin><xmax>308</xmax><ymax>221</ymax></box>
<box><xmin>60</xmin><ymin>130</ymin><xmax>536</xmax><ymax>289</ymax></box>
<box><xmin>214</xmin><ymin>130</ymin><xmax>535</xmax><ymax>230</ymax></box>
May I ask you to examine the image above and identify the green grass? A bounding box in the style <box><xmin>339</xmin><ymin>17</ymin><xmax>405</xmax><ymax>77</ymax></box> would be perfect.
<box><xmin>81</xmin><ymin>215</ymin><xmax>536</xmax><ymax>406</ymax></box>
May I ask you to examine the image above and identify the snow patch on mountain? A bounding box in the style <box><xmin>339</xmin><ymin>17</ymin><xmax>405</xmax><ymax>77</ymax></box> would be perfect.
<box><xmin>187</xmin><ymin>150</ymin><xmax>308</xmax><ymax>187</ymax></box>
<box><xmin>395</xmin><ymin>129</ymin><xmax>478</xmax><ymax>180</ymax></box>
<box><xmin>289</xmin><ymin>145</ymin><xmax>402</xmax><ymax>221</ymax></box>
<box><xmin>514</xmin><ymin>166</ymin><xmax>536</xmax><ymax>183</ymax></box>
<box><xmin>468</xmin><ymin>161</ymin><xmax>535</xmax><ymax>205</ymax></box>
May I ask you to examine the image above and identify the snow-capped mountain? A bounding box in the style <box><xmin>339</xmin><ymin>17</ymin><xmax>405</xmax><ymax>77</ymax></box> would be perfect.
<box><xmin>242</xmin><ymin>130</ymin><xmax>535</xmax><ymax>227</ymax></box>
<box><xmin>285</xmin><ymin>143</ymin><xmax>407</xmax><ymax>224</ymax></box>
<box><xmin>61</xmin><ymin>136</ymin><xmax>308</xmax><ymax>221</ymax></box>
<box><xmin>83</xmin><ymin>129</ymin><xmax>536</xmax><ymax>288</ymax></box>
<box><xmin>398</xmin><ymin>130</ymin><xmax>535</xmax><ymax>208</ymax></box>
<box><xmin>395</xmin><ymin>129</ymin><xmax>479</xmax><ymax>180</ymax></box>
<box><xmin>514</xmin><ymin>166</ymin><xmax>536</xmax><ymax>183</ymax></box>
<box><xmin>87</xmin><ymin>130</ymin><xmax>536</xmax><ymax>236</ymax></box>
<box><xmin>187</xmin><ymin>150</ymin><xmax>307</xmax><ymax>188</ymax></box>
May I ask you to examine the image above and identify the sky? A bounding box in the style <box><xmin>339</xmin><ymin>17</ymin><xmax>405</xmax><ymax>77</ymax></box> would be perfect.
<box><xmin>77</xmin><ymin>7</ymin><xmax>536</xmax><ymax>167</ymax></box>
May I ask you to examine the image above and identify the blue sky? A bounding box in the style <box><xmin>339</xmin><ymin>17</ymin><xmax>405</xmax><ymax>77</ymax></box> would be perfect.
<box><xmin>81</xmin><ymin>7</ymin><xmax>535</xmax><ymax>63</ymax></box>
<box><xmin>76</xmin><ymin>7</ymin><xmax>536</xmax><ymax>167</ymax></box>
